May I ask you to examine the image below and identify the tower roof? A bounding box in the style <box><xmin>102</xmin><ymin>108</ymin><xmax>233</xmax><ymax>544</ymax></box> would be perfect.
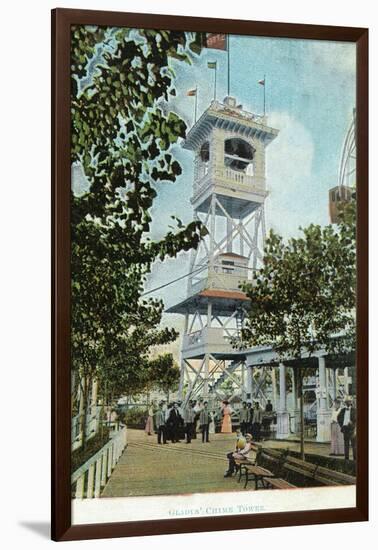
<box><xmin>165</xmin><ymin>289</ymin><xmax>250</xmax><ymax>316</ymax></box>
<box><xmin>183</xmin><ymin>100</ymin><xmax>278</xmax><ymax>151</ymax></box>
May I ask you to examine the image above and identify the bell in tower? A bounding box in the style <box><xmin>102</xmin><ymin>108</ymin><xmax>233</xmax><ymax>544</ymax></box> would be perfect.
<box><xmin>166</xmin><ymin>96</ymin><xmax>278</xmax><ymax>407</ymax></box>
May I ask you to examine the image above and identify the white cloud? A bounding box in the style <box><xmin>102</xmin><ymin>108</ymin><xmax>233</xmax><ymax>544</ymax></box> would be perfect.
<box><xmin>265</xmin><ymin>111</ymin><xmax>317</xmax><ymax>239</ymax></box>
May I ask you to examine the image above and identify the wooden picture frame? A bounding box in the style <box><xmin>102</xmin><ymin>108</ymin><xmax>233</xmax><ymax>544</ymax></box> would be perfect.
<box><xmin>52</xmin><ymin>8</ymin><xmax>368</xmax><ymax>542</ymax></box>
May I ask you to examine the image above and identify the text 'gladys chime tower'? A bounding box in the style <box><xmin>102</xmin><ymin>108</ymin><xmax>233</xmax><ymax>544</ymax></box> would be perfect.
<box><xmin>167</xmin><ymin>97</ymin><xmax>278</xmax><ymax>407</ymax></box>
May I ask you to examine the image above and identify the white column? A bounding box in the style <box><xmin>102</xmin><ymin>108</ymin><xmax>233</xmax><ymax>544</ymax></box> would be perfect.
<box><xmin>203</xmin><ymin>353</ymin><xmax>210</xmax><ymax>399</ymax></box>
<box><xmin>239</xmin><ymin>220</ymin><xmax>244</xmax><ymax>257</ymax></box>
<box><xmin>332</xmin><ymin>368</ymin><xmax>337</xmax><ymax>402</ymax></box>
<box><xmin>203</xmin><ymin>303</ymin><xmax>212</xmax><ymax>399</ymax></box>
<box><xmin>207</xmin><ymin>302</ymin><xmax>212</xmax><ymax>328</ymax></box>
<box><xmin>291</xmin><ymin>368</ymin><xmax>301</xmax><ymax>434</ymax></box>
<box><xmin>241</xmin><ymin>362</ymin><xmax>247</xmax><ymax>400</ymax></box>
<box><xmin>178</xmin><ymin>360</ymin><xmax>186</xmax><ymax>402</ymax></box>
<box><xmin>317</xmin><ymin>356</ymin><xmax>331</xmax><ymax>442</ymax></box>
<box><xmin>178</xmin><ymin>313</ymin><xmax>189</xmax><ymax>400</ymax></box>
<box><xmin>91</xmin><ymin>378</ymin><xmax>99</xmax><ymax>434</ymax></box>
<box><xmin>271</xmin><ymin>366</ymin><xmax>278</xmax><ymax>411</ymax></box>
<box><xmin>226</xmin><ymin>217</ymin><xmax>233</xmax><ymax>253</ymax></box>
<box><xmin>246</xmin><ymin>363</ymin><xmax>253</xmax><ymax>400</ymax></box>
<box><xmin>77</xmin><ymin>377</ymin><xmax>85</xmax><ymax>445</ymax></box>
<box><xmin>344</xmin><ymin>367</ymin><xmax>349</xmax><ymax>396</ymax></box>
<box><xmin>209</xmin><ymin>195</ymin><xmax>216</xmax><ymax>267</ymax></box>
<box><xmin>276</xmin><ymin>362</ymin><xmax>290</xmax><ymax>439</ymax></box>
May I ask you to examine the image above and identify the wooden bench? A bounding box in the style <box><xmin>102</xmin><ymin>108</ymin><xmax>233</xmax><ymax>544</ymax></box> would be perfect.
<box><xmin>282</xmin><ymin>455</ymin><xmax>356</xmax><ymax>486</ymax></box>
<box><xmin>241</xmin><ymin>464</ymin><xmax>276</xmax><ymax>490</ymax></box>
<box><xmin>263</xmin><ymin>477</ymin><xmax>296</xmax><ymax>490</ymax></box>
<box><xmin>235</xmin><ymin>446</ymin><xmax>356</xmax><ymax>490</ymax></box>
<box><xmin>237</xmin><ymin>447</ymin><xmax>292</xmax><ymax>490</ymax></box>
<box><xmin>234</xmin><ymin>442</ymin><xmax>260</xmax><ymax>478</ymax></box>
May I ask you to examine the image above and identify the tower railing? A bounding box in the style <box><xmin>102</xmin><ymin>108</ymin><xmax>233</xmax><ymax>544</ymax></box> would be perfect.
<box><xmin>209</xmin><ymin>100</ymin><xmax>268</xmax><ymax>126</ymax></box>
<box><xmin>193</xmin><ymin>163</ymin><xmax>266</xmax><ymax>197</ymax></box>
<box><xmin>189</xmin><ymin>263</ymin><xmax>250</xmax><ymax>295</ymax></box>
<box><xmin>182</xmin><ymin>326</ymin><xmax>239</xmax><ymax>356</ymax></box>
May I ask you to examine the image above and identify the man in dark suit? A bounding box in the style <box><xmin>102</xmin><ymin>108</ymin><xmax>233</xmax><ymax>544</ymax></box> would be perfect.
<box><xmin>262</xmin><ymin>399</ymin><xmax>273</xmax><ymax>436</ymax></box>
<box><xmin>337</xmin><ymin>397</ymin><xmax>356</xmax><ymax>460</ymax></box>
<box><xmin>168</xmin><ymin>402</ymin><xmax>182</xmax><ymax>443</ymax></box>
<box><xmin>199</xmin><ymin>401</ymin><xmax>211</xmax><ymax>443</ymax></box>
<box><xmin>265</xmin><ymin>399</ymin><xmax>273</xmax><ymax>412</ymax></box>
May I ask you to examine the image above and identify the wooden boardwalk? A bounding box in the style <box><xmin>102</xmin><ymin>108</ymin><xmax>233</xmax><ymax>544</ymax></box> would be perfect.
<box><xmin>102</xmin><ymin>429</ymin><xmax>241</xmax><ymax>497</ymax></box>
<box><xmin>101</xmin><ymin>429</ymin><xmax>333</xmax><ymax>498</ymax></box>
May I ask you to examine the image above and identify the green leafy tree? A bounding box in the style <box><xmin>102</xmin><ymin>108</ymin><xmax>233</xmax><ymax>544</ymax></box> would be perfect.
<box><xmin>148</xmin><ymin>353</ymin><xmax>180</xmax><ymax>401</ymax></box>
<box><xmin>240</xmin><ymin>201</ymin><xmax>356</xmax><ymax>458</ymax></box>
<box><xmin>70</xmin><ymin>26</ymin><xmax>206</xmax><ymax>447</ymax></box>
<box><xmin>219</xmin><ymin>377</ymin><xmax>235</xmax><ymax>399</ymax></box>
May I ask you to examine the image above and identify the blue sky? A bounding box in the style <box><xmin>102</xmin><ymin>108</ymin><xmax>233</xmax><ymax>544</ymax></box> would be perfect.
<box><xmin>144</xmin><ymin>34</ymin><xmax>356</xmax><ymax>333</ymax></box>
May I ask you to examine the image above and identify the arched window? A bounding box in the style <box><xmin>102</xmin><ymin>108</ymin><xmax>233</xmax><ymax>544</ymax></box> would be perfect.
<box><xmin>224</xmin><ymin>138</ymin><xmax>254</xmax><ymax>172</ymax></box>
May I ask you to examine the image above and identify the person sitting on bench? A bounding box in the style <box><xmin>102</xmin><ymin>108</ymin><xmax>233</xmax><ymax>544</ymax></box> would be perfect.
<box><xmin>224</xmin><ymin>433</ymin><xmax>253</xmax><ymax>477</ymax></box>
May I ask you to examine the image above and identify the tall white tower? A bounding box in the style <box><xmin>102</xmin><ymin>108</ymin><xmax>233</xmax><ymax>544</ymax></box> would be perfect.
<box><xmin>167</xmin><ymin>97</ymin><xmax>278</xmax><ymax>407</ymax></box>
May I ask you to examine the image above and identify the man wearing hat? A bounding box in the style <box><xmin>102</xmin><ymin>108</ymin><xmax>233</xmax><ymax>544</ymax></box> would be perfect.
<box><xmin>183</xmin><ymin>400</ymin><xmax>196</xmax><ymax>443</ymax></box>
<box><xmin>239</xmin><ymin>401</ymin><xmax>249</xmax><ymax>436</ymax></box>
<box><xmin>154</xmin><ymin>402</ymin><xmax>168</xmax><ymax>444</ymax></box>
<box><xmin>251</xmin><ymin>401</ymin><xmax>263</xmax><ymax>441</ymax></box>
<box><xmin>224</xmin><ymin>433</ymin><xmax>253</xmax><ymax>477</ymax></box>
<box><xmin>168</xmin><ymin>402</ymin><xmax>182</xmax><ymax>443</ymax></box>
<box><xmin>337</xmin><ymin>397</ymin><xmax>356</xmax><ymax>460</ymax></box>
<box><xmin>192</xmin><ymin>399</ymin><xmax>201</xmax><ymax>439</ymax></box>
<box><xmin>199</xmin><ymin>401</ymin><xmax>211</xmax><ymax>443</ymax></box>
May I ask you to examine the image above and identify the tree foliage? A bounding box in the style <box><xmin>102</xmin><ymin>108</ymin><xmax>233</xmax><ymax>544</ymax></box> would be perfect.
<box><xmin>240</xmin><ymin>200</ymin><xmax>356</xmax><ymax>360</ymax></box>
<box><xmin>240</xmin><ymin>200</ymin><xmax>356</xmax><ymax>458</ymax></box>
<box><xmin>70</xmin><ymin>26</ymin><xmax>206</xmax><ymax>415</ymax></box>
<box><xmin>147</xmin><ymin>354</ymin><xmax>180</xmax><ymax>394</ymax></box>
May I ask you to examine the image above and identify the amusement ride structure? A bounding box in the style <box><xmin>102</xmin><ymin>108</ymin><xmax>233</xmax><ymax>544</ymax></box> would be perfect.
<box><xmin>329</xmin><ymin>109</ymin><xmax>356</xmax><ymax>223</ymax></box>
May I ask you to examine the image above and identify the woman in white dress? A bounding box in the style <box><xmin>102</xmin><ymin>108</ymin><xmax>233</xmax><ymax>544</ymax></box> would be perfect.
<box><xmin>144</xmin><ymin>404</ymin><xmax>154</xmax><ymax>436</ymax></box>
<box><xmin>209</xmin><ymin>410</ymin><xmax>215</xmax><ymax>434</ymax></box>
<box><xmin>330</xmin><ymin>399</ymin><xmax>344</xmax><ymax>456</ymax></box>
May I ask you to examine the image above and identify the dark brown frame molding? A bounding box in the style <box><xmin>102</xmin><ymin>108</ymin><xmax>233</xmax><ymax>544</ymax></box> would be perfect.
<box><xmin>52</xmin><ymin>8</ymin><xmax>368</xmax><ymax>542</ymax></box>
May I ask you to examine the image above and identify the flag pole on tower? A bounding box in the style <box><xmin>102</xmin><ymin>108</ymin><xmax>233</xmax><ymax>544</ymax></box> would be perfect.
<box><xmin>187</xmin><ymin>87</ymin><xmax>198</xmax><ymax>123</ymax></box>
<box><xmin>204</xmin><ymin>33</ymin><xmax>228</xmax><ymax>97</ymax></box>
<box><xmin>227</xmin><ymin>35</ymin><xmax>230</xmax><ymax>96</ymax></box>
<box><xmin>195</xmin><ymin>86</ymin><xmax>198</xmax><ymax>122</ymax></box>
<box><xmin>258</xmin><ymin>75</ymin><xmax>266</xmax><ymax>116</ymax></box>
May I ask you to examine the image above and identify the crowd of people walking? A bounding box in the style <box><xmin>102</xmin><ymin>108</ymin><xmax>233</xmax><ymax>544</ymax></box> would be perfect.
<box><xmin>143</xmin><ymin>394</ymin><xmax>356</xmax><ymax>461</ymax></box>
<box><xmin>223</xmin><ymin>399</ymin><xmax>274</xmax><ymax>441</ymax></box>
<box><xmin>147</xmin><ymin>400</ymin><xmax>215</xmax><ymax>444</ymax></box>
<box><xmin>144</xmin><ymin>398</ymin><xmax>274</xmax><ymax>444</ymax></box>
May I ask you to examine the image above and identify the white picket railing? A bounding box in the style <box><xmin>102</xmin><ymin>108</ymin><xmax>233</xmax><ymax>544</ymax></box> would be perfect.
<box><xmin>71</xmin><ymin>425</ymin><xmax>127</xmax><ymax>499</ymax></box>
<box><xmin>71</xmin><ymin>406</ymin><xmax>101</xmax><ymax>451</ymax></box>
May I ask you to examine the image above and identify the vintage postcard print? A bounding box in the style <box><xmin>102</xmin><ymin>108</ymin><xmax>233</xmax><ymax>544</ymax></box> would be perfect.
<box><xmin>69</xmin><ymin>24</ymin><xmax>359</xmax><ymax>526</ymax></box>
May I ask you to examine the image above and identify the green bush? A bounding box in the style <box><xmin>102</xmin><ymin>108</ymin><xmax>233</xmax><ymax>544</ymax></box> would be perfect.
<box><xmin>122</xmin><ymin>407</ymin><xmax>149</xmax><ymax>426</ymax></box>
